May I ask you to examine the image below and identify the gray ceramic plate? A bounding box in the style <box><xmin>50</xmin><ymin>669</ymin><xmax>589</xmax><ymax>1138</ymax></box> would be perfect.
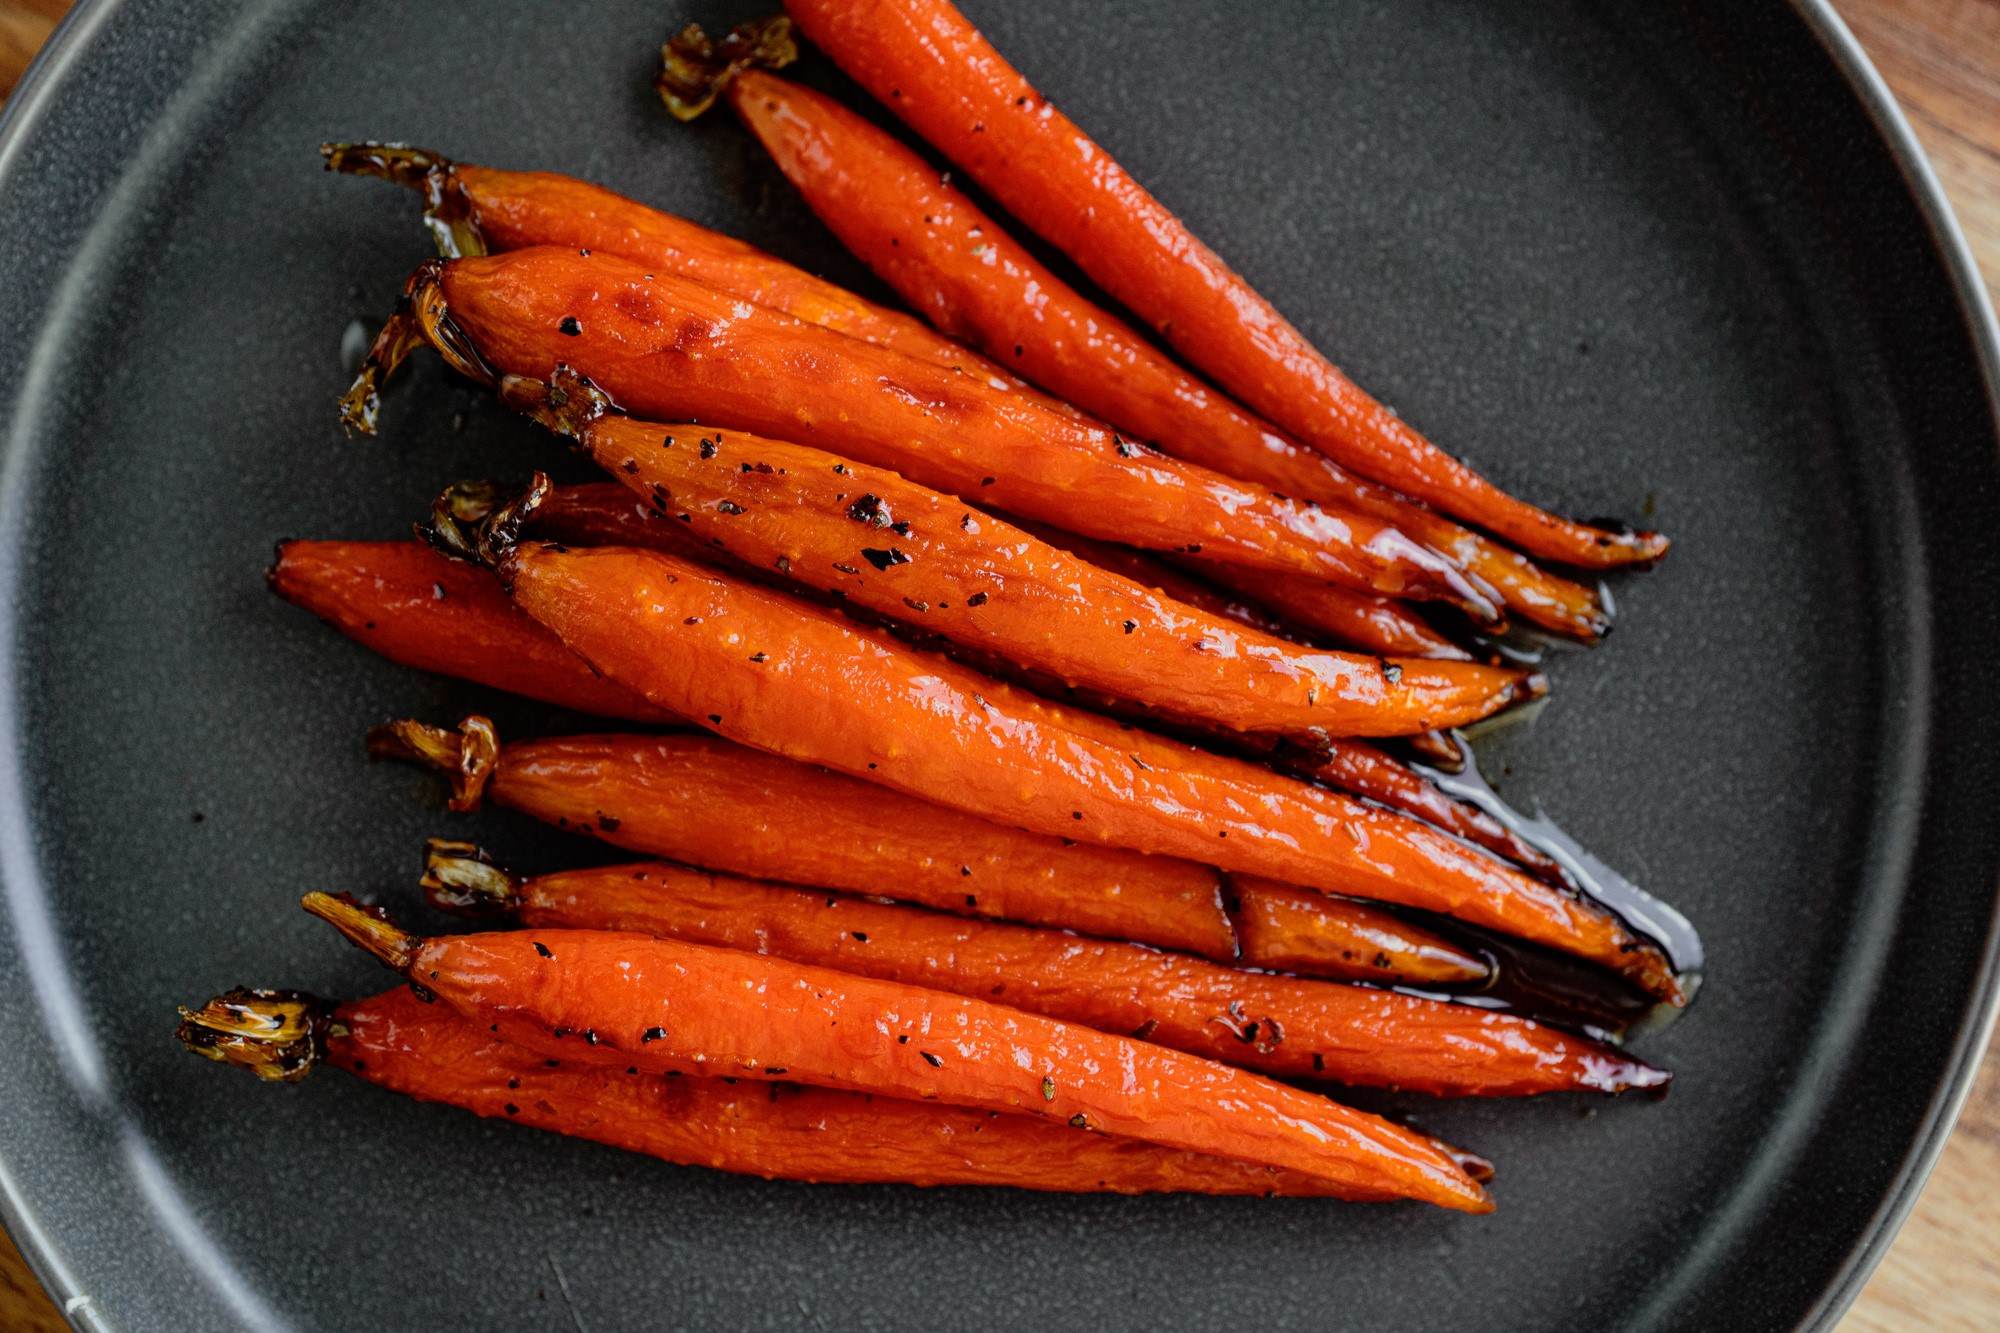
<box><xmin>3</xmin><ymin>1</ymin><xmax>1999</xmax><ymax>1329</ymax></box>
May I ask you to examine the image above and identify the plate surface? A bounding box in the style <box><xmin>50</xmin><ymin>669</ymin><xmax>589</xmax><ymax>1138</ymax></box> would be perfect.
<box><xmin>3</xmin><ymin>1</ymin><xmax>1999</xmax><ymax>1329</ymax></box>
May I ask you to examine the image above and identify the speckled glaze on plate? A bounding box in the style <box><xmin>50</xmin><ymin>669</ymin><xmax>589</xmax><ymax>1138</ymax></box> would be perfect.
<box><xmin>1</xmin><ymin>2</ymin><xmax>1997</xmax><ymax>1329</ymax></box>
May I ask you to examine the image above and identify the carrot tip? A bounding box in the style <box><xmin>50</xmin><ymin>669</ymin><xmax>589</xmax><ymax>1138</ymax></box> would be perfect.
<box><xmin>656</xmin><ymin>17</ymin><xmax>798</xmax><ymax>121</ymax></box>
<box><xmin>301</xmin><ymin>891</ymin><xmax>420</xmax><ymax>974</ymax></box>
<box><xmin>367</xmin><ymin>715</ymin><xmax>499</xmax><ymax>812</ymax></box>
<box><xmin>176</xmin><ymin>986</ymin><xmax>331</xmax><ymax>1083</ymax></box>
<box><xmin>421</xmin><ymin>838</ymin><xmax>521</xmax><ymax>916</ymax></box>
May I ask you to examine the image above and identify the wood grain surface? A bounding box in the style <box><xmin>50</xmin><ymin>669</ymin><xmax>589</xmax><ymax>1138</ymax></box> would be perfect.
<box><xmin>0</xmin><ymin>1</ymin><xmax>1995</xmax><ymax>1329</ymax></box>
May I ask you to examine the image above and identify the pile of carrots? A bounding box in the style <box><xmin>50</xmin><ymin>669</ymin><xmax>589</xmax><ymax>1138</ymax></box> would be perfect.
<box><xmin>178</xmin><ymin>0</ymin><xmax>1694</xmax><ymax>1214</ymax></box>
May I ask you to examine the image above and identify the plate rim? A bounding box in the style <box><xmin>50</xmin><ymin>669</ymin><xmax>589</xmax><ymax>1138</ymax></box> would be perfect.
<box><xmin>0</xmin><ymin>1</ymin><xmax>1996</xmax><ymax>1329</ymax></box>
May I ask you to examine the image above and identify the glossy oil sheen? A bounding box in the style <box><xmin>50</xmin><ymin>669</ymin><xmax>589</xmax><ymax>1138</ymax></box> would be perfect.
<box><xmin>1</xmin><ymin>1</ymin><xmax>1998</xmax><ymax>1330</ymax></box>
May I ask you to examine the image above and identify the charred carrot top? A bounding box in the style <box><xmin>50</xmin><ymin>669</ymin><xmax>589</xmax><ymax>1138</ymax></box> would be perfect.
<box><xmin>268</xmin><ymin>538</ymin><xmax>675</xmax><ymax>725</ymax></box>
<box><xmin>425</xmin><ymin>850</ymin><xmax>1660</xmax><ymax>1098</ymax></box>
<box><xmin>677</xmin><ymin>59</ymin><xmax>1606</xmax><ymax>638</ymax></box>
<box><xmin>1231</xmin><ymin>877</ymin><xmax>1489</xmax><ymax>987</ymax></box>
<box><xmin>498</xmin><ymin>367</ymin><xmax>1533</xmax><ymax>738</ymax></box>
<box><xmin>345</xmin><ymin>246</ymin><xmax>1501</xmax><ymax>621</ymax></box>
<box><xmin>299</xmin><ymin>893</ymin><xmax>1492</xmax><ymax>1211</ymax></box>
<box><xmin>179</xmin><ymin>985</ymin><xmax>1419</xmax><ymax>1198</ymax></box>
<box><xmin>323</xmin><ymin>139</ymin><xmax>1035</xmax><ymax>392</ymax></box>
<box><xmin>374</xmin><ymin>717</ymin><xmax>1234</xmax><ymax>961</ymax></box>
<box><xmin>777</xmin><ymin>1</ymin><xmax>1667</xmax><ymax>569</ymax></box>
<box><xmin>443</xmin><ymin>496</ymin><xmax>1677</xmax><ymax>1002</ymax></box>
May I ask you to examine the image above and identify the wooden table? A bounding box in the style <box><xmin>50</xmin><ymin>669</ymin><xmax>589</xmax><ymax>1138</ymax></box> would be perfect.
<box><xmin>0</xmin><ymin>1</ymin><xmax>1996</xmax><ymax>1328</ymax></box>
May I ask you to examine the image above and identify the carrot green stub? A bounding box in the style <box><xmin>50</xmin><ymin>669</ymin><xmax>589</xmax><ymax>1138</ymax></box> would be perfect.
<box><xmin>493</xmin><ymin>539</ymin><xmax>1680</xmax><ymax>1003</ymax></box>
<box><xmin>299</xmin><ymin>896</ymin><xmax>1492</xmax><ymax>1211</ymax></box>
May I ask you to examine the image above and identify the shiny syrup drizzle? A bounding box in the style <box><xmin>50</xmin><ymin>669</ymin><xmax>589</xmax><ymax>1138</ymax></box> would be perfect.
<box><xmin>1394</xmin><ymin>726</ymin><xmax>1704</xmax><ymax>1039</ymax></box>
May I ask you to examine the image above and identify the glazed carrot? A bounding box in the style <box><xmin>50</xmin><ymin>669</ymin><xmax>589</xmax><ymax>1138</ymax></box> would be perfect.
<box><xmin>443</xmin><ymin>494</ymin><xmax>1677</xmax><ymax>1002</ymax></box>
<box><xmin>300</xmin><ymin>894</ymin><xmax>1493</xmax><ymax>1210</ymax></box>
<box><xmin>779</xmin><ymin>0</ymin><xmax>1667</xmax><ymax>569</ymax></box>
<box><xmin>345</xmin><ymin>248</ymin><xmax>1501</xmax><ymax>621</ymax></box>
<box><xmin>1191</xmin><ymin>560</ymin><xmax>1473</xmax><ymax>661</ymax></box>
<box><xmin>425</xmin><ymin>850</ymin><xmax>1658</xmax><ymax>1098</ymax></box>
<box><xmin>1291</xmin><ymin>742</ymin><xmax>1565</xmax><ymax>883</ymax></box>
<box><xmin>323</xmin><ymin>139</ymin><xmax>1037</xmax><ymax>394</ymax></box>
<box><xmin>268</xmin><ymin>538</ymin><xmax>676</xmax><ymax>724</ymax></box>
<box><xmin>495</xmin><ymin>369</ymin><xmax>1533</xmax><ymax>738</ymax></box>
<box><xmin>667</xmin><ymin>56</ymin><xmax>1608</xmax><ymax>638</ymax></box>
<box><xmin>177</xmin><ymin>986</ymin><xmax>1422</xmax><ymax>1198</ymax></box>
<box><xmin>373</xmin><ymin>717</ymin><xmax>1233</xmax><ymax>960</ymax></box>
<box><xmin>1232</xmin><ymin>877</ymin><xmax>1486</xmax><ymax>987</ymax></box>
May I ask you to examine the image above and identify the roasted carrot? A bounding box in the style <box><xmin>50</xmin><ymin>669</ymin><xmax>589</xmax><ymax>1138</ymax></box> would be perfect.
<box><xmin>439</xmin><ymin>491</ymin><xmax>1678</xmax><ymax>1002</ymax></box>
<box><xmin>666</xmin><ymin>55</ymin><xmax>1609</xmax><ymax>638</ymax></box>
<box><xmin>1231</xmin><ymin>877</ymin><xmax>1484</xmax><ymax>987</ymax></box>
<box><xmin>345</xmin><ymin>248</ymin><xmax>1501</xmax><ymax>621</ymax></box>
<box><xmin>778</xmin><ymin>0</ymin><xmax>1667</xmax><ymax>569</ymax></box>
<box><xmin>324</xmin><ymin>139</ymin><xmax>1039</xmax><ymax>395</ymax></box>
<box><xmin>424</xmin><ymin>849</ymin><xmax>1658</xmax><ymax>1098</ymax></box>
<box><xmin>494</xmin><ymin>368</ymin><xmax>1532</xmax><ymax>738</ymax></box>
<box><xmin>1290</xmin><ymin>742</ymin><xmax>1565</xmax><ymax>883</ymax></box>
<box><xmin>268</xmin><ymin>538</ymin><xmax>675</xmax><ymax>724</ymax></box>
<box><xmin>374</xmin><ymin>716</ymin><xmax>1233</xmax><ymax>960</ymax></box>
<box><xmin>1190</xmin><ymin>559</ymin><xmax>1474</xmax><ymax>661</ymax></box>
<box><xmin>178</xmin><ymin>985</ymin><xmax>1431</xmax><ymax>1198</ymax></box>
<box><xmin>300</xmin><ymin>893</ymin><xmax>1492</xmax><ymax>1210</ymax></box>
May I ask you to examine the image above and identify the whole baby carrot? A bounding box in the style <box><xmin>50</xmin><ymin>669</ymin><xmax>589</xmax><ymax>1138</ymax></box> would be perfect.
<box><xmin>495</xmin><ymin>368</ymin><xmax>1533</xmax><ymax>738</ymax></box>
<box><xmin>268</xmin><ymin>538</ymin><xmax>675</xmax><ymax>724</ymax></box>
<box><xmin>373</xmin><ymin>717</ymin><xmax>1233</xmax><ymax>961</ymax></box>
<box><xmin>664</xmin><ymin>52</ymin><xmax>1608</xmax><ymax>638</ymax></box>
<box><xmin>324</xmin><ymin>139</ymin><xmax>1035</xmax><ymax>392</ymax></box>
<box><xmin>177</xmin><ymin>986</ymin><xmax>1410</xmax><ymax>1197</ymax></box>
<box><xmin>421</xmin><ymin>850</ymin><xmax>1659</xmax><ymax>1098</ymax></box>
<box><xmin>346</xmin><ymin>248</ymin><xmax>1500</xmax><ymax>620</ymax></box>
<box><xmin>300</xmin><ymin>894</ymin><xmax>1493</xmax><ymax>1210</ymax></box>
<box><xmin>437</xmin><ymin>487</ymin><xmax>1679</xmax><ymax>1002</ymax></box>
<box><xmin>779</xmin><ymin>0</ymin><xmax>1667</xmax><ymax>569</ymax></box>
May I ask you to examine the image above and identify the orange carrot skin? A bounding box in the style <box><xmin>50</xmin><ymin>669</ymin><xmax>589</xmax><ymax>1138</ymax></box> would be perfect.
<box><xmin>1231</xmin><ymin>877</ymin><xmax>1491</xmax><ymax>988</ymax></box>
<box><xmin>783</xmin><ymin>0</ymin><xmax>1667</xmax><ymax>570</ymax></box>
<box><xmin>487</xmin><ymin>731</ymin><xmax>1234</xmax><ymax>960</ymax></box>
<box><xmin>574</xmin><ymin>411</ymin><xmax>1530</xmax><ymax>737</ymax></box>
<box><xmin>267</xmin><ymin>539</ymin><xmax>674</xmax><ymax>724</ymax></box>
<box><xmin>1192</xmin><ymin>560</ymin><xmax>1473</xmax><ymax>661</ymax></box>
<box><xmin>435</xmin><ymin>247</ymin><xmax>1481</xmax><ymax>609</ymax></box>
<box><xmin>508</xmin><ymin>862</ymin><xmax>1661</xmax><ymax>1098</ymax></box>
<box><xmin>502</xmin><ymin>542</ymin><xmax>1679</xmax><ymax>1002</ymax></box>
<box><xmin>334</xmin><ymin>987</ymin><xmax>1378</xmax><ymax>1197</ymax></box>
<box><xmin>724</xmin><ymin>68</ymin><xmax>1606</xmax><ymax>637</ymax></box>
<box><xmin>402</xmin><ymin>925</ymin><xmax>1491</xmax><ymax>1209</ymax></box>
<box><xmin>1304</xmin><ymin>742</ymin><xmax>1565</xmax><ymax>883</ymax></box>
